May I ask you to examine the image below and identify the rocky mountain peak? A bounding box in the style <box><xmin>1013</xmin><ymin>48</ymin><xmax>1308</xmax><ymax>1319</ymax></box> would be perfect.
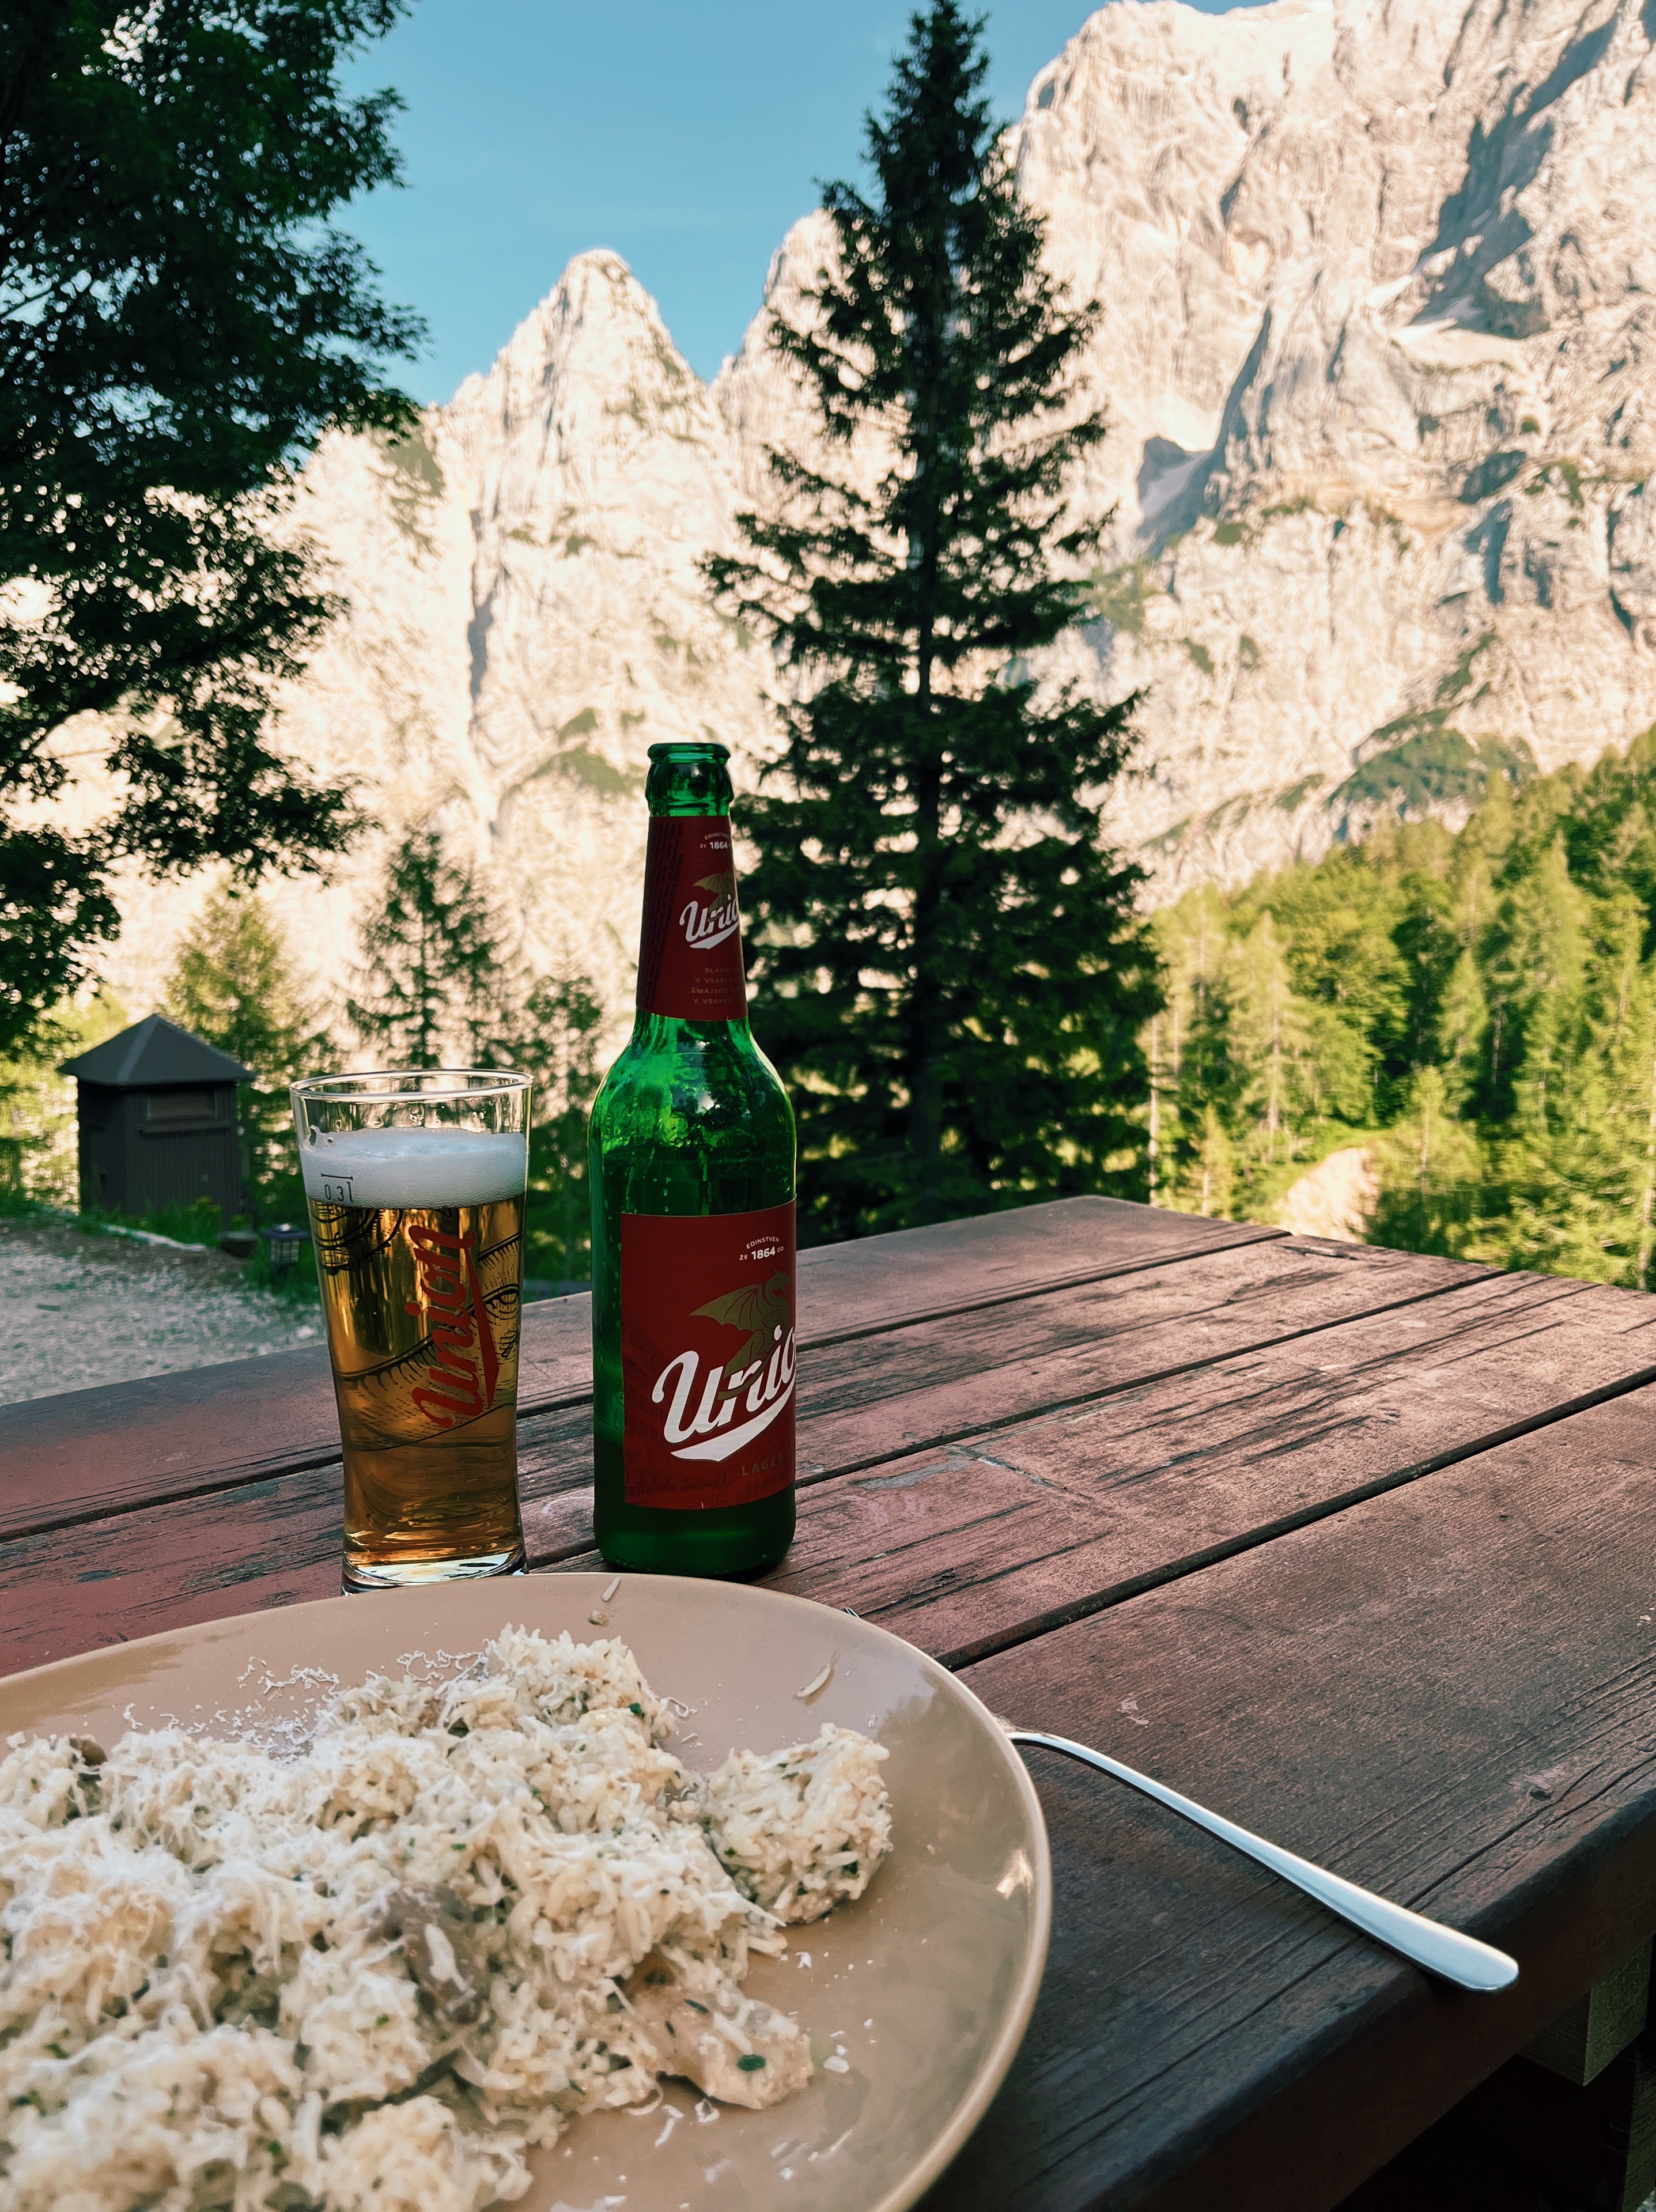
<box><xmin>79</xmin><ymin>0</ymin><xmax>1656</xmax><ymax>1034</ymax></box>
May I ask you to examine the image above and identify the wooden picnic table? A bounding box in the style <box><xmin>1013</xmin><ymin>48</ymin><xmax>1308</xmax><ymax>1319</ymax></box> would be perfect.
<box><xmin>9</xmin><ymin>1195</ymin><xmax>1656</xmax><ymax>2210</ymax></box>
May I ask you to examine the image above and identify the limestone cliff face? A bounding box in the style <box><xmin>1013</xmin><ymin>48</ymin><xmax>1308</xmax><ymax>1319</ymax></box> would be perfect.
<box><xmin>82</xmin><ymin>0</ymin><xmax>1656</xmax><ymax>1025</ymax></box>
<box><xmin>218</xmin><ymin>251</ymin><xmax>772</xmax><ymax>1029</ymax></box>
<box><xmin>1015</xmin><ymin>0</ymin><xmax>1656</xmax><ymax>886</ymax></box>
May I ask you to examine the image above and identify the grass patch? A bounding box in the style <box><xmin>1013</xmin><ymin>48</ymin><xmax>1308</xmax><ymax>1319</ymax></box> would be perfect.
<box><xmin>1275</xmin><ymin>774</ymin><xmax>1326</xmax><ymax>812</ymax></box>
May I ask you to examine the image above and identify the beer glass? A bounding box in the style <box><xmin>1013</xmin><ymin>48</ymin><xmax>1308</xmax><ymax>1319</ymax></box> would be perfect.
<box><xmin>290</xmin><ymin>1069</ymin><xmax>531</xmax><ymax>1590</ymax></box>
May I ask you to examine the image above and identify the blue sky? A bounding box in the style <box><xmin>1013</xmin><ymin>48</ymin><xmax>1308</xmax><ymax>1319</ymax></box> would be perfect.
<box><xmin>342</xmin><ymin>0</ymin><xmax>1272</xmax><ymax>402</ymax></box>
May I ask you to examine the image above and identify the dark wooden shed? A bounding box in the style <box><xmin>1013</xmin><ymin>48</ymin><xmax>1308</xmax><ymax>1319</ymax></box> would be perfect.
<box><xmin>61</xmin><ymin>1015</ymin><xmax>254</xmax><ymax>1222</ymax></box>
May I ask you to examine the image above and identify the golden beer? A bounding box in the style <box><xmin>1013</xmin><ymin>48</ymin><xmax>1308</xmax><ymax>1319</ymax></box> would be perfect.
<box><xmin>293</xmin><ymin>1099</ymin><xmax>531</xmax><ymax>1589</ymax></box>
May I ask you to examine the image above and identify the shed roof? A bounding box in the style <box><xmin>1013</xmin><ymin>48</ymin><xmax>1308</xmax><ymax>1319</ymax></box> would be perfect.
<box><xmin>61</xmin><ymin>1014</ymin><xmax>255</xmax><ymax>1088</ymax></box>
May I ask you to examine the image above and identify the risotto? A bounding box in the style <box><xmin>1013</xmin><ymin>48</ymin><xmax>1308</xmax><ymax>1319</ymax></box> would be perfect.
<box><xmin>0</xmin><ymin>1627</ymin><xmax>893</xmax><ymax>2212</ymax></box>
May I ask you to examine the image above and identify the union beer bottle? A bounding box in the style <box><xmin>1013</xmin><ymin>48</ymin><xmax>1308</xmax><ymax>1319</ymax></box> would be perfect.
<box><xmin>588</xmin><ymin>739</ymin><xmax>797</xmax><ymax>1574</ymax></box>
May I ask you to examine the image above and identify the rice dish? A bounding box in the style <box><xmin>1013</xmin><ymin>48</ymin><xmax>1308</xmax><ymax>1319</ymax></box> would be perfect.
<box><xmin>0</xmin><ymin>1627</ymin><xmax>893</xmax><ymax>2211</ymax></box>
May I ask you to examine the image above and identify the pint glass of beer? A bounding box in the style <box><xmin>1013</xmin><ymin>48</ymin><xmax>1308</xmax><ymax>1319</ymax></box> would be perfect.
<box><xmin>290</xmin><ymin>1069</ymin><xmax>531</xmax><ymax>1590</ymax></box>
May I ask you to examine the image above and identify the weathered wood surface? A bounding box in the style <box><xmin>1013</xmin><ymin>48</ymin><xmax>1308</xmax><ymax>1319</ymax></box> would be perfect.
<box><xmin>924</xmin><ymin>1383</ymin><xmax>1656</xmax><ymax>2212</ymax></box>
<box><xmin>0</xmin><ymin>1232</ymin><xmax>1497</xmax><ymax>1672</ymax></box>
<box><xmin>10</xmin><ymin>1237</ymin><xmax>1656</xmax><ymax>1699</ymax></box>
<box><xmin>0</xmin><ymin>1196</ymin><xmax>1271</xmax><ymax>1542</ymax></box>
<box><xmin>772</xmin><ymin>1264</ymin><xmax>1656</xmax><ymax>1665</ymax></box>
<box><xmin>10</xmin><ymin>1195</ymin><xmax>1656</xmax><ymax>2211</ymax></box>
<box><xmin>790</xmin><ymin>1195</ymin><xmax>1279</xmax><ymax>1340</ymax></box>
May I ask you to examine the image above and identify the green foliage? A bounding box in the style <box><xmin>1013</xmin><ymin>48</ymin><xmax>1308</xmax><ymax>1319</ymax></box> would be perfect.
<box><xmin>1086</xmin><ymin>560</ymin><xmax>1160</xmax><ymax>634</ymax></box>
<box><xmin>348</xmin><ymin>834</ymin><xmax>508</xmax><ymax>1068</ymax></box>
<box><xmin>0</xmin><ymin>0</ymin><xmax>422</xmax><ymax>1059</ymax></box>
<box><xmin>75</xmin><ymin>1193</ymin><xmax>225</xmax><ymax>1249</ymax></box>
<box><xmin>1330</xmin><ymin>724</ymin><xmax>1536</xmax><ymax>823</ymax></box>
<box><xmin>1370</xmin><ymin>1068</ymin><xmax>1483</xmax><ymax>1256</ymax></box>
<box><xmin>516</xmin><ymin>975</ymin><xmax>604</xmax><ymax>1284</ymax></box>
<box><xmin>162</xmin><ymin>887</ymin><xmax>333</xmax><ymax>1220</ymax></box>
<box><xmin>704</xmin><ymin>0</ymin><xmax>1162</xmax><ymax>1242</ymax></box>
<box><xmin>1158</xmin><ymin>727</ymin><xmax>1656</xmax><ymax>1288</ymax></box>
<box><xmin>0</xmin><ymin>989</ymin><xmax>128</xmax><ymax>1201</ymax></box>
<box><xmin>350</xmin><ymin>830</ymin><xmax>603</xmax><ymax>1280</ymax></box>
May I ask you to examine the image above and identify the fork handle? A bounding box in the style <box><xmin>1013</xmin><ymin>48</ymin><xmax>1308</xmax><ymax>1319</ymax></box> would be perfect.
<box><xmin>1005</xmin><ymin>1728</ymin><xmax>1518</xmax><ymax>1994</ymax></box>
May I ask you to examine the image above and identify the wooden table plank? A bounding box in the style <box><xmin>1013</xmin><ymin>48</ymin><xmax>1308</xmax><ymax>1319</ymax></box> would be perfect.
<box><xmin>792</xmin><ymin>1196</ymin><xmax>1280</xmax><ymax>1340</ymax></box>
<box><xmin>522</xmin><ymin>1237</ymin><xmax>1494</xmax><ymax>1548</ymax></box>
<box><xmin>769</xmin><ymin>1268</ymin><xmax>1656</xmax><ymax>1664</ymax></box>
<box><xmin>537</xmin><ymin>1268</ymin><xmax>1656</xmax><ymax>1666</ymax></box>
<box><xmin>0</xmin><ymin>1305</ymin><xmax>585</xmax><ymax>1542</ymax></box>
<box><xmin>0</xmin><ymin>1197</ymin><xmax>1273</xmax><ymax>1542</ymax></box>
<box><xmin>783</xmin><ymin>1234</ymin><xmax>1489</xmax><ymax>1481</ymax></box>
<box><xmin>0</xmin><ymin>1235</ymin><xmax>1477</xmax><ymax>1673</ymax></box>
<box><xmin>13</xmin><ymin>1254</ymin><xmax>1653</xmax><ymax>1692</ymax></box>
<box><xmin>919</xmin><ymin>1383</ymin><xmax>1656</xmax><ymax>2212</ymax></box>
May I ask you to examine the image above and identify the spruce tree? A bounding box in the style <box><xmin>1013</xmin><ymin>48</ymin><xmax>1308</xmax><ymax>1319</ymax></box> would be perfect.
<box><xmin>1371</xmin><ymin>1067</ymin><xmax>1483</xmax><ymax>1257</ymax></box>
<box><xmin>348</xmin><ymin>834</ymin><xmax>506</xmax><ymax>1068</ymax></box>
<box><xmin>1436</xmin><ymin>946</ymin><xmax>1488</xmax><ymax>1109</ymax></box>
<box><xmin>515</xmin><ymin>974</ymin><xmax>604</xmax><ymax>1281</ymax></box>
<box><xmin>1224</xmin><ymin>914</ymin><xmax>1314</xmax><ymax>1170</ymax></box>
<box><xmin>163</xmin><ymin>889</ymin><xmax>331</xmax><ymax>1215</ymax></box>
<box><xmin>705</xmin><ymin>0</ymin><xmax>1162</xmax><ymax>1241</ymax></box>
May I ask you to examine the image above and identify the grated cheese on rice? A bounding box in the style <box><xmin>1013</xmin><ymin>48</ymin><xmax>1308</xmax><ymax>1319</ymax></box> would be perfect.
<box><xmin>0</xmin><ymin>1628</ymin><xmax>891</xmax><ymax>2211</ymax></box>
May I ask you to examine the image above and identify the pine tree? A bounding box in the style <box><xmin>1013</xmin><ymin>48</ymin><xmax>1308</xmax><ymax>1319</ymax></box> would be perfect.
<box><xmin>1436</xmin><ymin>947</ymin><xmax>1488</xmax><ymax>1110</ymax></box>
<box><xmin>1371</xmin><ymin>1067</ymin><xmax>1483</xmax><ymax>1257</ymax></box>
<box><xmin>347</xmin><ymin>834</ymin><xmax>508</xmax><ymax>1068</ymax></box>
<box><xmin>1184</xmin><ymin>1105</ymin><xmax>1234</xmax><ymax>1219</ymax></box>
<box><xmin>1490</xmin><ymin>894</ymin><xmax>1656</xmax><ymax>1284</ymax></box>
<box><xmin>515</xmin><ymin>974</ymin><xmax>604</xmax><ymax>1281</ymax></box>
<box><xmin>164</xmin><ymin>889</ymin><xmax>331</xmax><ymax>1216</ymax></box>
<box><xmin>1223</xmin><ymin>914</ymin><xmax>1315</xmax><ymax>1182</ymax></box>
<box><xmin>1154</xmin><ymin>885</ymin><xmax>1227</xmax><ymax>1103</ymax></box>
<box><xmin>705</xmin><ymin>0</ymin><xmax>1162</xmax><ymax>1241</ymax></box>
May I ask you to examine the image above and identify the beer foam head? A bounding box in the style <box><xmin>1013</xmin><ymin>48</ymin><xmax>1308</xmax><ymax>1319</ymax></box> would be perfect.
<box><xmin>300</xmin><ymin>1125</ymin><xmax>528</xmax><ymax>1208</ymax></box>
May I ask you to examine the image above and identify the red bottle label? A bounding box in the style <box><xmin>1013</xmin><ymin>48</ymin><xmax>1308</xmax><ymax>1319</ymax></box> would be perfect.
<box><xmin>621</xmin><ymin>1201</ymin><xmax>796</xmax><ymax>1509</ymax></box>
<box><xmin>636</xmin><ymin>815</ymin><xmax>748</xmax><ymax>1021</ymax></box>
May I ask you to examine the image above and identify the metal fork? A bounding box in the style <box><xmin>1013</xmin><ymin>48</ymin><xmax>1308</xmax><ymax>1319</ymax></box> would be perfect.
<box><xmin>1005</xmin><ymin>1727</ymin><xmax>1518</xmax><ymax>1994</ymax></box>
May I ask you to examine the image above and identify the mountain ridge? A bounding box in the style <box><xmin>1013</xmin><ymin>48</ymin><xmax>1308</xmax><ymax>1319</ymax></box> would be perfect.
<box><xmin>78</xmin><ymin>0</ymin><xmax>1656</xmax><ymax>1035</ymax></box>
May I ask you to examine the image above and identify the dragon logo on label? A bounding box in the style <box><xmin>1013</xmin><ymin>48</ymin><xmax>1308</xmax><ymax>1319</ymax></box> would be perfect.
<box><xmin>680</xmin><ymin>867</ymin><xmax>739</xmax><ymax>953</ymax></box>
<box><xmin>620</xmin><ymin>1202</ymin><xmax>796</xmax><ymax>1508</ymax></box>
<box><xmin>652</xmin><ymin>1268</ymin><xmax>796</xmax><ymax>1461</ymax></box>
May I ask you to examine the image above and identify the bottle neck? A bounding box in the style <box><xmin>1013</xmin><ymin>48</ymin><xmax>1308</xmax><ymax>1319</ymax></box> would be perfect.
<box><xmin>636</xmin><ymin>744</ymin><xmax>748</xmax><ymax>1028</ymax></box>
<box><xmin>630</xmin><ymin>1006</ymin><xmax>752</xmax><ymax>1046</ymax></box>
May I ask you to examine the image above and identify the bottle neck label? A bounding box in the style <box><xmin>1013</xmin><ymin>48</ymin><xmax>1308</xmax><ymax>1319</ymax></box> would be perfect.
<box><xmin>620</xmin><ymin>1200</ymin><xmax>796</xmax><ymax>1510</ymax></box>
<box><xmin>636</xmin><ymin>815</ymin><xmax>748</xmax><ymax>1021</ymax></box>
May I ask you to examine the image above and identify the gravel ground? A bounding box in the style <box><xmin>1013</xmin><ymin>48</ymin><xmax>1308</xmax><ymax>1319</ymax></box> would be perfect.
<box><xmin>0</xmin><ymin>1215</ymin><xmax>322</xmax><ymax>1406</ymax></box>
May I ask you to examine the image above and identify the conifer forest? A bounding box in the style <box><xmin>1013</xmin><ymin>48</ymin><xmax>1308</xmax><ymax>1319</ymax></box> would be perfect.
<box><xmin>1154</xmin><ymin>735</ymin><xmax>1656</xmax><ymax>1289</ymax></box>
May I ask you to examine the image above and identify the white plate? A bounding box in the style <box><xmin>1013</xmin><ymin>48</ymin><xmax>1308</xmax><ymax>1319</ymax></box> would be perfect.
<box><xmin>1</xmin><ymin>1573</ymin><xmax>1050</xmax><ymax>2212</ymax></box>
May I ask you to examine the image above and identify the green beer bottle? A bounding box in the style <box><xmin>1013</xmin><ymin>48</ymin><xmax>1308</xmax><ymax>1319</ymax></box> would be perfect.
<box><xmin>588</xmin><ymin>740</ymin><xmax>797</xmax><ymax>1575</ymax></box>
